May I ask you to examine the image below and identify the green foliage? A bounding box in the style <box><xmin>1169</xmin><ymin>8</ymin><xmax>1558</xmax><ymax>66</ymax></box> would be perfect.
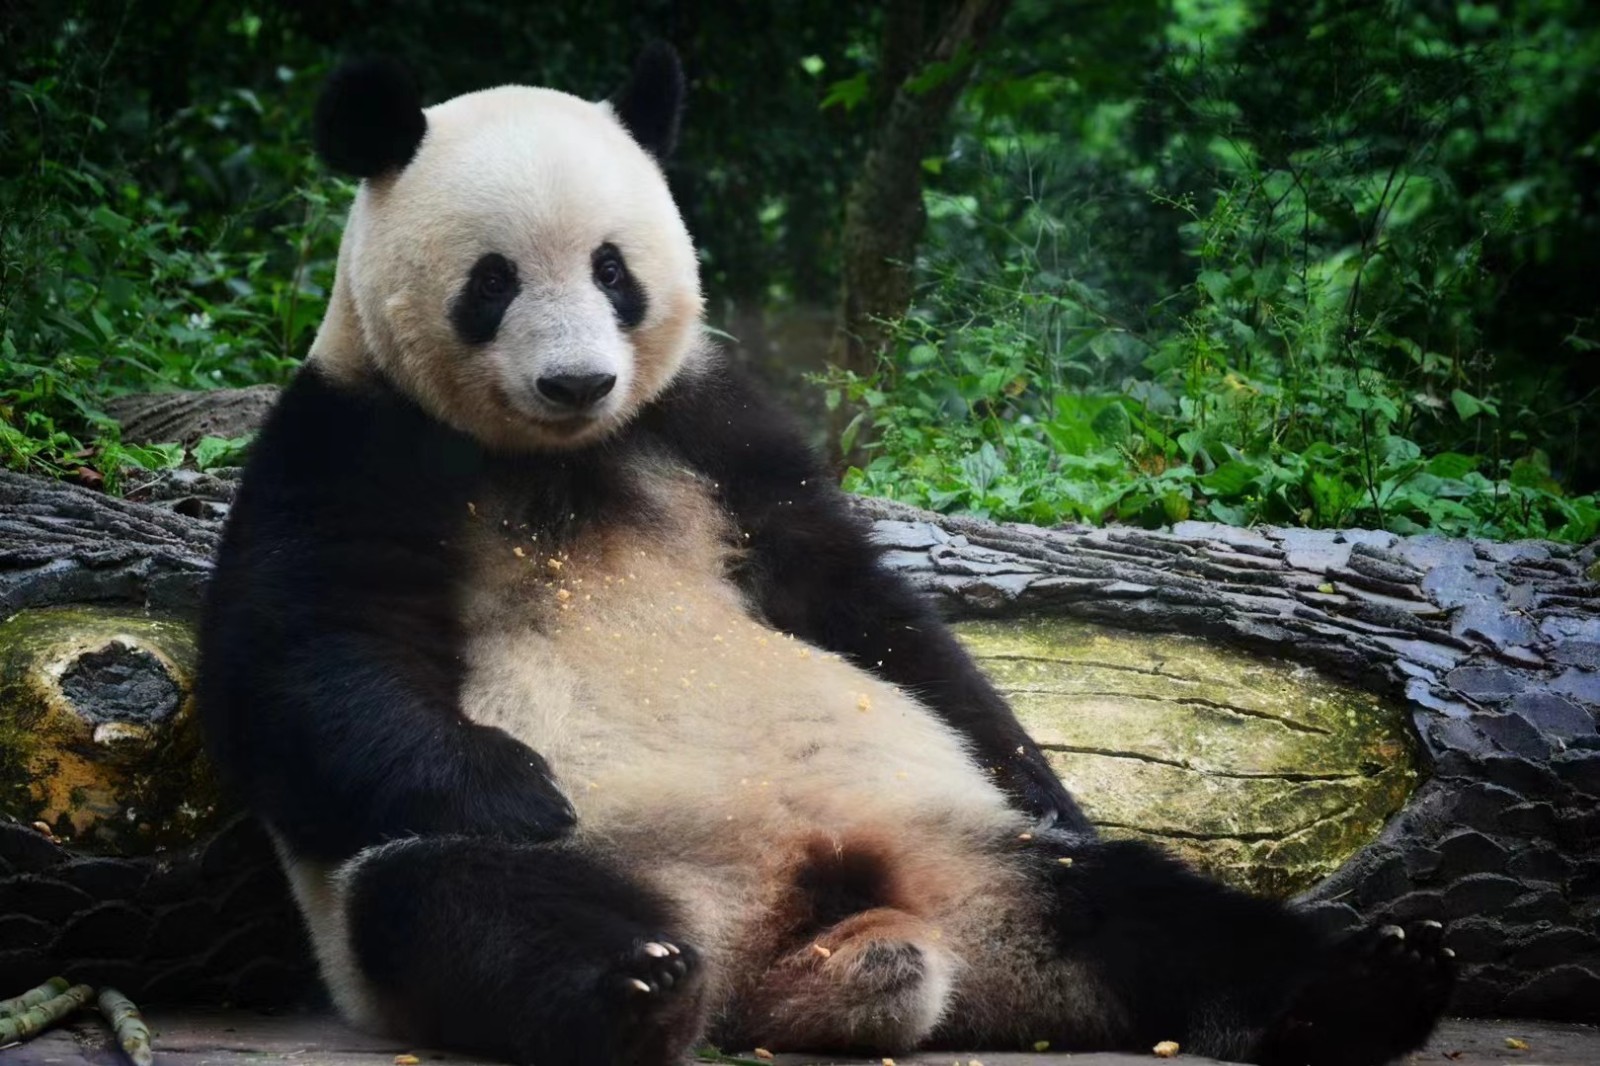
<box><xmin>842</xmin><ymin>0</ymin><xmax>1600</xmax><ymax>543</ymax></box>
<box><xmin>1</xmin><ymin>11</ymin><xmax>343</xmax><ymax>488</ymax></box>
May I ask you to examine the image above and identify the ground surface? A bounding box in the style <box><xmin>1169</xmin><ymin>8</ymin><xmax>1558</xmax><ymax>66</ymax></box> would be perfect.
<box><xmin>6</xmin><ymin>1013</ymin><xmax>1597</xmax><ymax>1066</ymax></box>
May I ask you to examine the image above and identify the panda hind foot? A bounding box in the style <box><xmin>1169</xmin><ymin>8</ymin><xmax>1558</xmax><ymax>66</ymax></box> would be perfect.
<box><xmin>612</xmin><ymin>937</ymin><xmax>707</xmax><ymax>1064</ymax></box>
<box><xmin>1255</xmin><ymin>919</ymin><xmax>1455</xmax><ymax>1066</ymax></box>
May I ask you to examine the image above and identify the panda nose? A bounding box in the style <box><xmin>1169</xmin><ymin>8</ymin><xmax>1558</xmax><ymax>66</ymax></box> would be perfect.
<box><xmin>536</xmin><ymin>372</ymin><xmax>617</xmax><ymax>411</ymax></box>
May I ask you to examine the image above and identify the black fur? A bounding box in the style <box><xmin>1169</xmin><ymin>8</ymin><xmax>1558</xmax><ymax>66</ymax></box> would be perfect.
<box><xmin>956</xmin><ymin>834</ymin><xmax>1456</xmax><ymax>1065</ymax></box>
<box><xmin>347</xmin><ymin>837</ymin><xmax>706</xmax><ymax>1066</ymax></box>
<box><xmin>314</xmin><ymin>58</ymin><xmax>428</xmax><ymax>178</ymax></box>
<box><xmin>612</xmin><ymin>42</ymin><xmax>685</xmax><ymax>160</ymax></box>
<box><xmin>449</xmin><ymin>252</ymin><xmax>521</xmax><ymax>345</ymax></box>
<box><xmin>594</xmin><ymin>242</ymin><xmax>648</xmax><ymax>328</ymax></box>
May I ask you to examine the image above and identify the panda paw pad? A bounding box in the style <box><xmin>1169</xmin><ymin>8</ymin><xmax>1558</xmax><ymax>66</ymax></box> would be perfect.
<box><xmin>614</xmin><ymin>937</ymin><xmax>699</xmax><ymax>1003</ymax></box>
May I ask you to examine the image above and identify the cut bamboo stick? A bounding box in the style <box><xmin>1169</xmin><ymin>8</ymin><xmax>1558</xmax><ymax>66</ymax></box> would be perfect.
<box><xmin>0</xmin><ymin>976</ymin><xmax>69</xmax><ymax>1018</ymax></box>
<box><xmin>0</xmin><ymin>982</ymin><xmax>93</xmax><ymax>1045</ymax></box>
<box><xmin>97</xmin><ymin>987</ymin><xmax>154</xmax><ymax>1066</ymax></box>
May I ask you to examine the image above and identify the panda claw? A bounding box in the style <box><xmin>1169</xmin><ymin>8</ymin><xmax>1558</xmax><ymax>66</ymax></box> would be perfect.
<box><xmin>643</xmin><ymin>942</ymin><xmax>671</xmax><ymax>958</ymax></box>
<box><xmin>627</xmin><ymin>978</ymin><xmax>653</xmax><ymax>993</ymax></box>
<box><xmin>1378</xmin><ymin>924</ymin><xmax>1405</xmax><ymax>941</ymax></box>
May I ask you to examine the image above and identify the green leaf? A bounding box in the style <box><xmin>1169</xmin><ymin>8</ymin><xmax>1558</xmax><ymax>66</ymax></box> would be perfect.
<box><xmin>820</xmin><ymin>72</ymin><xmax>870</xmax><ymax>111</ymax></box>
<box><xmin>192</xmin><ymin>434</ymin><xmax>254</xmax><ymax>470</ymax></box>
<box><xmin>1199</xmin><ymin>459</ymin><xmax>1261</xmax><ymax>497</ymax></box>
<box><xmin>1426</xmin><ymin>452</ymin><xmax>1477</xmax><ymax>479</ymax></box>
<box><xmin>1450</xmin><ymin>388</ymin><xmax>1484</xmax><ymax>420</ymax></box>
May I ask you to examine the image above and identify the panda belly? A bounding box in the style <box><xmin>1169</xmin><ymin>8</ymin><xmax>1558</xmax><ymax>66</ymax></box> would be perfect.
<box><xmin>457</xmin><ymin>523</ymin><xmax>1018</xmax><ymax>851</ymax></box>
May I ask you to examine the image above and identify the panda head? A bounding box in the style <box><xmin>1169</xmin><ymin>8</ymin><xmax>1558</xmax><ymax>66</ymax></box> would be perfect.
<box><xmin>309</xmin><ymin>45</ymin><xmax>702</xmax><ymax>451</ymax></box>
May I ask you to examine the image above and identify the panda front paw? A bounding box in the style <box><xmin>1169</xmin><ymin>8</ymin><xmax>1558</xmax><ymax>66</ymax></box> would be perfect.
<box><xmin>1256</xmin><ymin>919</ymin><xmax>1455</xmax><ymax>1066</ymax></box>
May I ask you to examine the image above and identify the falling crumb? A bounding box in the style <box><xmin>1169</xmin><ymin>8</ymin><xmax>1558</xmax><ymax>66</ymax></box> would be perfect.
<box><xmin>753</xmin><ymin>1049</ymin><xmax>774</xmax><ymax>1060</ymax></box>
<box><xmin>812</xmin><ymin>943</ymin><xmax>832</xmax><ymax>959</ymax></box>
<box><xmin>1505</xmin><ymin>1038</ymin><xmax>1529</xmax><ymax>1050</ymax></box>
<box><xmin>547</xmin><ymin>558</ymin><xmax>564</xmax><ymax>572</ymax></box>
<box><xmin>556</xmin><ymin>588</ymin><xmax>572</xmax><ymax>602</ymax></box>
<box><xmin>882</xmin><ymin>1059</ymin><xmax>896</xmax><ymax>1066</ymax></box>
<box><xmin>395</xmin><ymin>1055</ymin><xmax>421</xmax><ymax>1065</ymax></box>
<box><xmin>1033</xmin><ymin>1041</ymin><xmax>1050</xmax><ymax>1052</ymax></box>
<box><xmin>466</xmin><ymin>501</ymin><xmax>477</xmax><ymax>516</ymax></box>
<box><xmin>1057</xmin><ymin>857</ymin><xmax>1074</xmax><ymax>866</ymax></box>
<box><xmin>857</xmin><ymin>693</ymin><xmax>873</xmax><ymax>712</ymax></box>
<box><xmin>512</xmin><ymin>546</ymin><xmax>526</xmax><ymax>558</ymax></box>
<box><xmin>1153</xmin><ymin>1040</ymin><xmax>1180</xmax><ymax>1057</ymax></box>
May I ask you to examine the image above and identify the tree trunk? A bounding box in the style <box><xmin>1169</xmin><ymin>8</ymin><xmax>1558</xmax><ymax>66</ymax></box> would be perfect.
<box><xmin>827</xmin><ymin>0</ymin><xmax>1014</xmax><ymax>458</ymax></box>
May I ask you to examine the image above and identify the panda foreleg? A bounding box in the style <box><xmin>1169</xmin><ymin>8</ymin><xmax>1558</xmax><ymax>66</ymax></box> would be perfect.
<box><xmin>337</xmin><ymin>835</ymin><xmax>708</xmax><ymax>1066</ymax></box>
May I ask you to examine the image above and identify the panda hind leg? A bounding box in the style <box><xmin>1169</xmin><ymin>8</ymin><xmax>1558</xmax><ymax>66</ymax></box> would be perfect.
<box><xmin>342</xmin><ymin>835</ymin><xmax>708</xmax><ymax>1066</ymax></box>
<box><xmin>1011</xmin><ymin>835</ymin><xmax>1453</xmax><ymax>1065</ymax></box>
<box><xmin>1254</xmin><ymin>919</ymin><xmax>1456</xmax><ymax>1066</ymax></box>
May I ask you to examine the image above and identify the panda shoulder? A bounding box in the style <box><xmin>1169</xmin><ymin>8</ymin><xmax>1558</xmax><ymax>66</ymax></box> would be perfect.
<box><xmin>647</xmin><ymin>348</ymin><xmax>829</xmax><ymax>497</ymax></box>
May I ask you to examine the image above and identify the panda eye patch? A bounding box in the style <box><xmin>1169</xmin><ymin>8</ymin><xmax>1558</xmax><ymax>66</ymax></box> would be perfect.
<box><xmin>451</xmin><ymin>253</ymin><xmax>521</xmax><ymax>345</ymax></box>
<box><xmin>592</xmin><ymin>243</ymin><xmax>647</xmax><ymax>329</ymax></box>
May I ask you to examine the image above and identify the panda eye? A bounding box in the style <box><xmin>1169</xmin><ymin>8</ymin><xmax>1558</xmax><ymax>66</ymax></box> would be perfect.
<box><xmin>594</xmin><ymin>255</ymin><xmax>625</xmax><ymax>290</ymax></box>
<box><xmin>473</xmin><ymin>260</ymin><xmax>516</xmax><ymax>300</ymax></box>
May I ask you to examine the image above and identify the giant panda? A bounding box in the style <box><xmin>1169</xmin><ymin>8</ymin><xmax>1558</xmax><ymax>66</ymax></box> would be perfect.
<box><xmin>198</xmin><ymin>45</ymin><xmax>1454</xmax><ymax>1066</ymax></box>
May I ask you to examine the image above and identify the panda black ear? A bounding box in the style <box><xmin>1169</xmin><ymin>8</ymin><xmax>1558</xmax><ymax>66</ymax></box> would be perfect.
<box><xmin>314</xmin><ymin>58</ymin><xmax>428</xmax><ymax>178</ymax></box>
<box><xmin>612</xmin><ymin>42</ymin><xmax>685</xmax><ymax>161</ymax></box>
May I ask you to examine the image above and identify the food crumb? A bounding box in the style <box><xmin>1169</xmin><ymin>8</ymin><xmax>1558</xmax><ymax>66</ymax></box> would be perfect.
<box><xmin>811</xmin><ymin>943</ymin><xmax>832</xmax><ymax>959</ymax></box>
<box><xmin>556</xmin><ymin>588</ymin><xmax>571</xmax><ymax>602</ymax></box>
<box><xmin>1057</xmin><ymin>857</ymin><xmax>1074</xmax><ymax>866</ymax></box>
<box><xmin>1033</xmin><ymin>1040</ymin><xmax>1050</xmax><ymax>1051</ymax></box>
<box><xmin>858</xmin><ymin>693</ymin><xmax>872</xmax><ymax>711</ymax></box>
<box><xmin>1505</xmin><ymin>1037</ymin><xmax>1530</xmax><ymax>1050</ymax></box>
<box><xmin>753</xmin><ymin>1050</ymin><xmax>774</xmax><ymax>1061</ymax></box>
<box><xmin>394</xmin><ymin>1056</ymin><xmax>421</xmax><ymax>1065</ymax></box>
<box><xmin>1153</xmin><ymin>1039</ymin><xmax>1181</xmax><ymax>1057</ymax></box>
<box><xmin>512</xmin><ymin>546</ymin><xmax>526</xmax><ymax>557</ymax></box>
<box><xmin>547</xmin><ymin>557</ymin><xmax>563</xmax><ymax>572</ymax></box>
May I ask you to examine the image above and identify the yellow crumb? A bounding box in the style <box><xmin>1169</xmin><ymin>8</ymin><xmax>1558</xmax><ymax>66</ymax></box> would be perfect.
<box><xmin>1033</xmin><ymin>1041</ymin><xmax>1050</xmax><ymax>1052</ymax></box>
<box><xmin>1058</xmin><ymin>857</ymin><xmax>1074</xmax><ymax>866</ymax></box>
<box><xmin>753</xmin><ymin>1050</ymin><xmax>774</xmax><ymax>1061</ymax></box>
<box><xmin>547</xmin><ymin>557</ymin><xmax>563</xmax><ymax>572</ymax></box>
<box><xmin>812</xmin><ymin>943</ymin><xmax>832</xmax><ymax>959</ymax></box>
<box><xmin>1153</xmin><ymin>1040</ymin><xmax>1181</xmax><ymax>1057</ymax></box>
<box><xmin>512</xmin><ymin>546</ymin><xmax>526</xmax><ymax>558</ymax></box>
<box><xmin>556</xmin><ymin>588</ymin><xmax>571</xmax><ymax>602</ymax></box>
<box><xmin>394</xmin><ymin>1056</ymin><xmax>421</xmax><ymax>1066</ymax></box>
<box><xmin>857</xmin><ymin>693</ymin><xmax>872</xmax><ymax>712</ymax></box>
<box><xmin>1505</xmin><ymin>1038</ymin><xmax>1530</xmax><ymax>1050</ymax></box>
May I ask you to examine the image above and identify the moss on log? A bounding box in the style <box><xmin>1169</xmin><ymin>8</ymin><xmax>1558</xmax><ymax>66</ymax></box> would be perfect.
<box><xmin>957</xmin><ymin>617</ymin><xmax>1419</xmax><ymax>897</ymax></box>
<box><xmin>0</xmin><ymin>606</ymin><xmax>222</xmax><ymax>852</ymax></box>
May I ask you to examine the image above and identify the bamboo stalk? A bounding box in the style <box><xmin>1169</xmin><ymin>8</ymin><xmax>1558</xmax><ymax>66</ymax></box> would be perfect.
<box><xmin>0</xmin><ymin>983</ymin><xmax>94</xmax><ymax>1045</ymax></box>
<box><xmin>0</xmin><ymin>976</ymin><xmax>69</xmax><ymax>1018</ymax></box>
<box><xmin>97</xmin><ymin>987</ymin><xmax>154</xmax><ymax>1066</ymax></box>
